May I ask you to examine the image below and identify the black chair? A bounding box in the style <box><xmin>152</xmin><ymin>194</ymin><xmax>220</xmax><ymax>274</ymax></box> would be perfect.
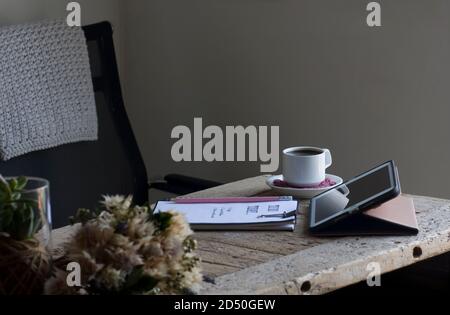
<box><xmin>0</xmin><ymin>22</ymin><xmax>221</xmax><ymax>228</ymax></box>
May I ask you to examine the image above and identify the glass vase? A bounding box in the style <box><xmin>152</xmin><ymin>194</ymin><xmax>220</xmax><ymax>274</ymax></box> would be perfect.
<box><xmin>0</xmin><ymin>176</ymin><xmax>52</xmax><ymax>295</ymax></box>
<box><xmin>21</xmin><ymin>177</ymin><xmax>52</xmax><ymax>249</ymax></box>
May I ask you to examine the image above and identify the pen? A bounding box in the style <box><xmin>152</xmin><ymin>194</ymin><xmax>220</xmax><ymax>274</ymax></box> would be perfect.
<box><xmin>257</xmin><ymin>210</ymin><xmax>297</xmax><ymax>219</ymax></box>
<box><xmin>172</xmin><ymin>196</ymin><xmax>293</xmax><ymax>204</ymax></box>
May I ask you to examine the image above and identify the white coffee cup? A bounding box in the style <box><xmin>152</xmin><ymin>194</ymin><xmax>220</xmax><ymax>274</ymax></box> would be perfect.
<box><xmin>282</xmin><ymin>146</ymin><xmax>332</xmax><ymax>187</ymax></box>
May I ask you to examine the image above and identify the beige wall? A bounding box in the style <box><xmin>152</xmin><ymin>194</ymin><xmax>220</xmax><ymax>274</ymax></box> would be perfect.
<box><xmin>1</xmin><ymin>1</ymin><xmax>449</xmax><ymax>199</ymax></box>
<box><xmin>121</xmin><ymin>0</ymin><xmax>450</xmax><ymax>199</ymax></box>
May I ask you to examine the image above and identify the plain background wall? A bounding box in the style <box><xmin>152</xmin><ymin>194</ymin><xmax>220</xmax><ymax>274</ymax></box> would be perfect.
<box><xmin>1</xmin><ymin>1</ymin><xmax>449</xmax><ymax>199</ymax></box>
<box><xmin>122</xmin><ymin>0</ymin><xmax>450</xmax><ymax>200</ymax></box>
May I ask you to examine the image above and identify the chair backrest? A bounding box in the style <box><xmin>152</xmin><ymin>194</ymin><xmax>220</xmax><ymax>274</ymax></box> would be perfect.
<box><xmin>0</xmin><ymin>22</ymin><xmax>148</xmax><ymax>228</ymax></box>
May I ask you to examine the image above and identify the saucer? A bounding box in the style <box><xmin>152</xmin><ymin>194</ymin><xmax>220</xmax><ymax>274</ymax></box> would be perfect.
<box><xmin>265</xmin><ymin>174</ymin><xmax>343</xmax><ymax>199</ymax></box>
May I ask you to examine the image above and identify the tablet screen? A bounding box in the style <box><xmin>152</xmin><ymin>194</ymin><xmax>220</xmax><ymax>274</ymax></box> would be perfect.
<box><xmin>311</xmin><ymin>163</ymin><xmax>394</xmax><ymax>226</ymax></box>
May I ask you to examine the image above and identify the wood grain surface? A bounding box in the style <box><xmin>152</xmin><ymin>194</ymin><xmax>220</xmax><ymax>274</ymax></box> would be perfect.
<box><xmin>51</xmin><ymin>176</ymin><xmax>450</xmax><ymax>295</ymax></box>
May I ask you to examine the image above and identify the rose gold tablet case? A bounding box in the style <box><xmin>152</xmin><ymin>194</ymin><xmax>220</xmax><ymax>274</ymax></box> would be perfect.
<box><xmin>313</xmin><ymin>195</ymin><xmax>419</xmax><ymax>236</ymax></box>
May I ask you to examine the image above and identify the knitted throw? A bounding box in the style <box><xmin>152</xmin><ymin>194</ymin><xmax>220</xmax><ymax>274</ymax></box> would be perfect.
<box><xmin>0</xmin><ymin>20</ymin><xmax>98</xmax><ymax>161</ymax></box>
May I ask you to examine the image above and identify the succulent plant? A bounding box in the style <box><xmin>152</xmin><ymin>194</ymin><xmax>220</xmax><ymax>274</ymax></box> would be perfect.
<box><xmin>0</xmin><ymin>174</ymin><xmax>50</xmax><ymax>295</ymax></box>
<box><xmin>0</xmin><ymin>174</ymin><xmax>41</xmax><ymax>241</ymax></box>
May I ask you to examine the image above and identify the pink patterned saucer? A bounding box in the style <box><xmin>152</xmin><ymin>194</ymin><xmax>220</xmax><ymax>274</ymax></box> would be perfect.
<box><xmin>266</xmin><ymin>174</ymin><xmax>343</xmax><ymax>199</ymax></box>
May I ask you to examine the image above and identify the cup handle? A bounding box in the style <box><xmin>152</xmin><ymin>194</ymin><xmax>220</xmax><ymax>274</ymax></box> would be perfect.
<box><xmin>323</xmin><ymin>148</ymin><xmax>332</xmax><ymax>168</ymax></box>
<box><xmin>338</xmin><ymin>185</ymin><xmax>350</xmax><ymax>197</ymax></box>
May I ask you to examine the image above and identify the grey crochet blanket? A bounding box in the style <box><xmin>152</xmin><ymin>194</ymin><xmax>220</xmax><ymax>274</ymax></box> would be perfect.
<box><xmin>0</xmin><ymin>20</ymin><xmax>98</xmax><ymax>161</ymax></box>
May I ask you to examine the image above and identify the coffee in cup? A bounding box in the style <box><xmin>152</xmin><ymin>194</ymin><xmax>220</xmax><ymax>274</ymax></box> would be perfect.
<box><xmin>282</xmin><ymin>146</ymin><xmax>332</xmax><ymax>187</ymax></box>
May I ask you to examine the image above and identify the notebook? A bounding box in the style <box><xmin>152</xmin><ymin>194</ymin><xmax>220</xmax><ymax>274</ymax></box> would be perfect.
<box><xmin>153</xmin><ymin>200</ymin><xmax>298</xmax><ymax>231</ymax></box>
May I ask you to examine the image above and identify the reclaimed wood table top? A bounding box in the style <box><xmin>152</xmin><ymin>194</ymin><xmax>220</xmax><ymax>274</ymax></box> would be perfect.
<box><xmin>52</xmin><ymin>175</ymin><xmax>450</xmax><ymax>295</ymax></box>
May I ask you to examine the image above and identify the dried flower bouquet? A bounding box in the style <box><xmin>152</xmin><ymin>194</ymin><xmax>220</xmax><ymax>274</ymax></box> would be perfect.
<box><xmin>46</xmin><ymin>195</ymin><xmax>202</xmax><ymax>295</ymax></box>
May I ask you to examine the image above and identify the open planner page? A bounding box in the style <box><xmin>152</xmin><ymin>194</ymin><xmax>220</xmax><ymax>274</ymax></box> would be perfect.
<box><xmin>153</xmin><ymin>200</ymin><xmax>298</xmax><ymax>225</ymax></box>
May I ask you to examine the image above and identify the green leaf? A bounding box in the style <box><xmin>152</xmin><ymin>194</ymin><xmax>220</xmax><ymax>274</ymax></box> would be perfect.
<box><xmin>7</xmin><ymin>202</ymin><xmax>36</xmax><ymax>240</ymax></box>
<box><xmin>0</xmin><ymin>176</ymin><xmax>38</xmax><ymax>240</ymax></box>
<box><xmin>9</xmin><ymin>178</ymin><xmax>18</xmax><ymax>191</ymax></box>
<box><xmin>70</xmin><ymin>208</ymin><xmax>98</xmax><ymax>225</ymax></box>
<box><xmin>123</xmin><ymin>266</ymin><xmax>144</xmax><ymax>289</ymax></box>
<box><xmin>122</xmin><ymin>266</ymin><xmax>158</xmax><ymax>294</ymax></box>
<box><xmin>16</xmin><ymin>176</ymin><xmax>27</xmax><ymax>191</ymax></box>
<box><xmin>130</xmin><ymin>275</ymin><xmax>158</xmax><ymax>294</ymax></box>
<box><xmin>153</xmin><ymin>212</ymin><xmax>173</xmax><ymax>232</ymax></box>
<box><xmin>0</xmin><ymin>174</ymin><xmax>11</xmax><ymax>198</ymax></box>
<box><xmin>11</xmin><ymin>192</ymin><xmax>21</xmax><ymax>200</ymax></box>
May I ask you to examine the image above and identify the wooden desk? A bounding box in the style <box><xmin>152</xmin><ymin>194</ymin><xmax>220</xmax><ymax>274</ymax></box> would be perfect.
<box><xmin>52</xmin><ymin>175</ymin><xmax>450</xmax><ymax>295</ymax></box>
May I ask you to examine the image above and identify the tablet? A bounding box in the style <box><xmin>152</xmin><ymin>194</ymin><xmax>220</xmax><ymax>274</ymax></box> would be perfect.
<box><xmin>309</xmin><ymin>160</ymin><xmax>401</xmax><ymax>233</ymax></box>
